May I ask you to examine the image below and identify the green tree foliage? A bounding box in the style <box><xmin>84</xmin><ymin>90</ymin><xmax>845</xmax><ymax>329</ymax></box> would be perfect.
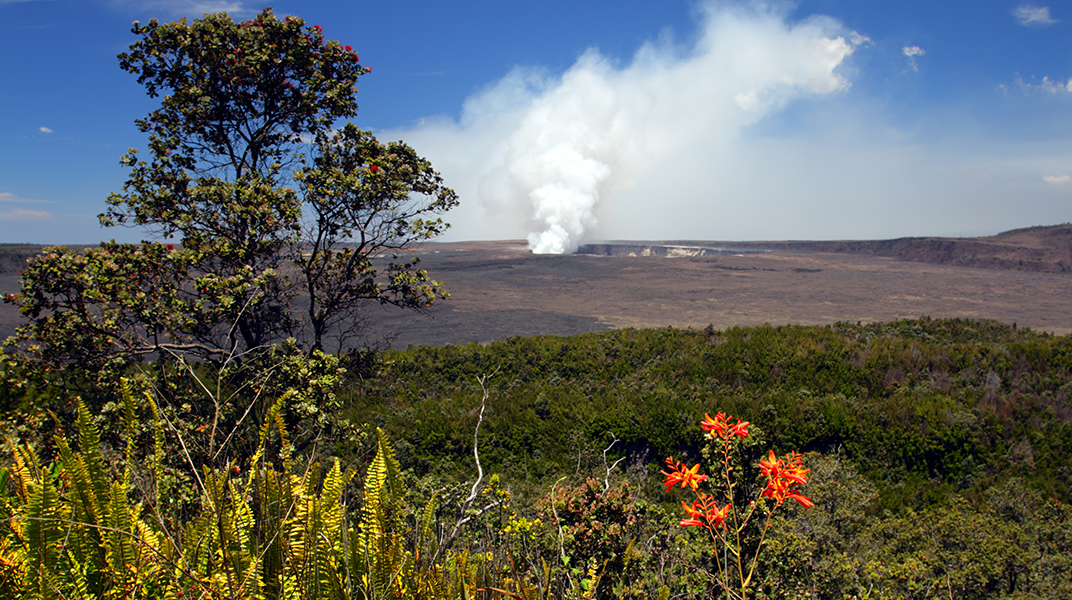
<box><xmin>2</xmin><ymin>318</ymin><xmax>1072</xmax><ymax>599</ymax></box>
<box><xmin>295</xmin><ymin>123</ymin><xmax>457</xmax><ymax>353</ymax></box>
<box><xmin>0</xmin><ymin>8</ymin><xmax>456</xmax><ymax>486</ymax></box>
<box><xmin>101</xmin><ymin>8</ymin><xmax>369</xmax><ymax>354</ymax></box>
<box><xmin>5</xmin><ymin>7</ymin><xmax>457</xmax><ymax>370</ymax></box>
<box><xmin>347</xmin><ymin>319</ymin><xmax>1072</xmax><ymax>506</ymax></box>
<box><xmin>7</xmin><ymin>242</ymin><xmax>193</xmax><ymax>369</ymax></box>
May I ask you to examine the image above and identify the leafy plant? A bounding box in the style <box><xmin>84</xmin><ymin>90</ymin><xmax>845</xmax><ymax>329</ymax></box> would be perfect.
<box><xmin>6</xmin><ymin>7</ymin><xmax>457</xmax><ymax>381</ymax></box>
<box><xmin>0</xmin><ymin>383</ymin><xmax>483</xmax><ymax>599</ymax></box>
<box><xmin>661</xmin><ymin>412</ymin><xmax>814</xmax><ymax>599</ymax></box>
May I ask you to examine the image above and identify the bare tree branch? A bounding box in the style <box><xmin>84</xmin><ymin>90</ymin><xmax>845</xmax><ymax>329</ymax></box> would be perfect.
<box><xmin>602</xmin><ymin>433</ymin><xmax>626</xmax><ymax>496</ymax></box>
<box><xmin>431</xmin><ymin>368</ymin><xmax>501</xmax><ymax>564</ymax></box>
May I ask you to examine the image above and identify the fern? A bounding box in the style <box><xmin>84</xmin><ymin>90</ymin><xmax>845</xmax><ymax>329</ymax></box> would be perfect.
<box><xmin>415</xmin><ymin>491</ymin><xmax>439</xmax><ymax>569</ymax></box>
<box><xmin>1</xmin><ymin>390</ymin><xmax>493</xmax><ymax>600</ymax></box>
<box><xmin>352</xmin><ymin>427</ymin><xmax>411</xmax><ymax>598</ymax></box>
<box><xmin>20</xmin><ymin>468</ymin><xmax>66</xmax><ymax>596</ymax></box>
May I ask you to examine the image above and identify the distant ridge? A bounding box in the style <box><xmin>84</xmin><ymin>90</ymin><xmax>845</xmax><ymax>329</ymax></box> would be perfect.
<box><xmin>3</xmin><ymin>224</ymin><xmax>1071</xmax><ymax>274</ymax></box>
<box><xmin>577</xmin><ymin>223</ymin><xmax>1072</xmax><ymax>274</ymax></box>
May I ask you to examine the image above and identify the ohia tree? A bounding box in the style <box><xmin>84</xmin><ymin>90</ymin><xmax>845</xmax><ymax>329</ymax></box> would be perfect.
<box><xmin>6</xmin><ymin>8</ymin><xmax>457</xmax><ymax>369</ymax></box>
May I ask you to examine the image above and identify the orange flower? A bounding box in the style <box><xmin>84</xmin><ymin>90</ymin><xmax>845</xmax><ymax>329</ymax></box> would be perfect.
<box><xmin>662</xmin><ymin>457</ymin><xmax>709</xmax><ymax>491</ymax></box>
<box><xmin>680</xmin><ymin>500</ymin><xmax>707</xmax><ymax>527</ymax></box>
<box><xmin>728</xmin><ymin>418</ymin><xmax>750</xmax><ymax>439</ymax></box>
<box><xmin>760</xmin><ymin>450</ymin><xmax>812</xmax><ymax>507</ymax></box>
<box><xmin>701</xmin><ymin>412</ymin><xmax>728</xmax><ymax>437</ymax></box>
<box><xmin>678</xmin><ymin>494</ymin><xmax>731</xmax><ymax>530</ymax></box>
<box><xmin>759</xmin><ymin>450</ymin><xmax>781</xmax><ymax>477</ymax></box>
<box><xmin>701</xmin><ymin>412</ymin><xmax>750</xmax><ymax>439</ymax></box>
<box><xmin>707</xmin><ymin>498</ymin><xmax>732</xmax><ymax>529</ymax></box>
<box><xmin>783</xmin><ymin>489</ymin><xmax>814</xmax><ymax>508</ymax></box>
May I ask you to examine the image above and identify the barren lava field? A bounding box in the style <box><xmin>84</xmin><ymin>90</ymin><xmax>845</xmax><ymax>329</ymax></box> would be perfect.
<box><xmin>3</xmin><ymin>225</ymin><xmax>1071</xmax><ymax>350</ymax></box>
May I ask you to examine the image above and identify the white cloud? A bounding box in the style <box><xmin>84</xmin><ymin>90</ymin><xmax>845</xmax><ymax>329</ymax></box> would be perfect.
<box><xmin>902</xmin><ymin>45</ymin><xmax>925</xmax><ymax>72</ymax></box>
<box><xmin>38</xmin><ymin>126</ymin><xmax>52</xmax><ymax>134</ymax></box>
<box><xmin>603</xmin><ymin>139</ymin><xmax>1072</xmax><ymax>241</ymax></box>
<box><xmin>0</xmin><ymin>209</ymin><xmax>51</xmax><ymax>221</ymax></box>
<box><xmin>1008</xmin><ymin>74</ymin><xmax>1072</xmax><ymax>93</ymax></box>
<box><xmin>0</xmin><ymin>191</ymin><xmax>52</xmax><ymax>204</ymax></box>
<box><xmin>108</xmin><ymin>0</ymin><xmax>254</xmax><ymax>17</ymax></box>
<box><xmin>389</xmin><ymin>3</ymin><xmax>862</xmax><ymax>253</ymax></box>
<box><xmin>380</xmin><ymin>2</ymin><xmax>1072</xmax><ymax>249</ymax></box>
<box><xmin>1013</xmin><ymin>5</ymin><xmax>1058</xmax><ymax>26</ymax></box>
<box><xmin>1044</xmin><ymin>175</ymin><xmax>1072</xmax><ymax>184</ymax></box>
<box><xmin>1042</xmin><ymin>77</ymin><xmax>1072</xmax><ymax>93</ymax></box>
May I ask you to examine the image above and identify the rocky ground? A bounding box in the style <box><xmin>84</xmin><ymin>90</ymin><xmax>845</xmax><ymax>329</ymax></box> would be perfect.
<box><xmin>357</xmin><ymin>237</ymin><xmax>1072</xmax><ymax>348</ymax></box>
<box><xmin>3</xmin><ymin>224</ymin><xmax>1070</xmax><ymax>349</ymax></box>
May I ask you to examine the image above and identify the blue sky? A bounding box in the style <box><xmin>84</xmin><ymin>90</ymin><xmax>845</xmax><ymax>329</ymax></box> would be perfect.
<box><xmin>1</xmin><ymin>0</ymin><xmax>1070</xmax><ymax>251</ymax></box>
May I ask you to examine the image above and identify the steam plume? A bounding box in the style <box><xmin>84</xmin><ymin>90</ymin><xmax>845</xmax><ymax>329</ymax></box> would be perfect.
<box><xmin>393</xmin><ymin>3</ymin><xmax>864</xmax><ymax>253</ymax></box>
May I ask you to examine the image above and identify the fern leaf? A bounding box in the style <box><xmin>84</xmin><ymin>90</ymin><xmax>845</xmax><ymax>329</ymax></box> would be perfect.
<box><xmin>144</xmin><ymin>390</ymin><xmax>166</xmax><ymax>513</ymax></box>
<box><xmin>73</xmin><ymin>399</ymin><xmax>110</xmax><ymax>510</ymax></box>
<box><xmin>118</xmin><ymin>378</ymin><xmax>139</xmax><ymax>462</ymax></box>
<box><xmin>20</xmin><ymin>472</ymin><xmax>67</xmax><ymax>596</ymax></box>
<box><xmin>417</xmin><ymin>491</ymin><xmax>438</xmax><ymax>564</ymax></box>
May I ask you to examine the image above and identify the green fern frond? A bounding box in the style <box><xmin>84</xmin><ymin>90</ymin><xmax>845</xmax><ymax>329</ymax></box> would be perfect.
<box><xmin>54</xmin><ymin>401</ymin><xmax>110</xmax><ymax>540</ymax></box>
<box><xmin>73</xmin><ymin>399</ymin><xmax>110</xmax><ymax>508</ymax></box>
<box><xmin>351</xmin><ymin>428</ymin><xmax>416</xmax><ymax>599</ymax></box>
<box><xmin>254</xmin><ymin>391</ymin><xmax>296</xmax><ymax>472</ymax></box>
<box><xmin>20</xmin><ymin>471</ymin><xmax>67</xmax><ymax>597</ymax></box>
<box><xmin>358</xmin><ymin>428</ymin><xmax>404</xmax><ymax>546</ymax></box>
<box><xmin>178</xmin><ymin>511</ymin><xmax>215</xmax><ymax>586</ymax></box>
<box><xmin>416</xmin><ymin>491</ymin><xmax>438</xmax><ymax>566</ymax></box>
<box><xmin>274</xmin><ymin>400</ymin><xmax>294</xmax><ymax>470</ymax></box>
<box><xmin>143</xmin><ymin>390</ymin><xmax>166</xmax><ymax>513</ymax></box>
<box><xmin>257</xmin><ymin>394</ymin><xmax>285</xmax><ymax>450</ymax></box>
<box><xmin>54</xmin><ymin>434</ymin><xmax>106</xmax><ymax>571</ymax></box>
<box><xmin>118</xmin><ymin>378</ymin><xmax>139</xmax><ymax>461</ymax></box>
<box><xmin>104</xmin><ymin>480</ymin><xmax>137</xmax><ymax>589</ymax></box>
<box><xmin>225</xmin><ymin>474</ymin><xmax>263</xmax><ymax>600</ymax></box>
<box><xmin>59</xmin><ymin>553</ymin><xmax>96</xmax><ymax>600</ymax></box>
<box><xmin>7</xmin><ymin>441</ymin><xmax>40</xmax><ymax>505</ymax></box>
<box><xmin>0</xmin><ymin>535</ymin><xmax>28</xmax><ymax>597</ymax></box>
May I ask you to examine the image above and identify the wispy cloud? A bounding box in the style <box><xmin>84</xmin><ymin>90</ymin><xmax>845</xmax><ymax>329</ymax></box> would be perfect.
<box><xmin>38</xmin><ymin>126</ymin><xmax>52</xmax><ymax>134</ymax></box>
<box><xmin>0</xmin><ymin>192</ymin><xmax>53</xmax><ymax>204</ymax></box>
<box><xmin>902</xmin><ymin>45</ymin><xmax>925</xmax><ymax>72</ymax></box>
<box><xmin>1013</xmin><ymin>5</ymin><xmax>1058</xmax><ymax>27</ymax></box>
<box><xmin>0</xmin><ymin>209</ymin><xmax>51</xmax><ymax>221</ymax></box>
<box><xmin>1006</xmin><ymin>74</ymin><xmax>1072</xmax><ymax>93</ymax></box>
<box><xmin>1044</xmin><ymin>175</ymin><xmax>1072</xmax><ymax>184</ymax></box>
<box><xmin>0</xmin><ymin>192</ymin><xmax>62</xmax><ymax>225</ymax></box>
<box><xmin>108</xmin><ymin>0</ymin><xmax>254</xmax><ymax>18</ymax></box>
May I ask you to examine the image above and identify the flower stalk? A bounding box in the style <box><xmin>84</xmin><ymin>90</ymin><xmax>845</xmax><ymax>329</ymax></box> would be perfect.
<box><xmin>661</xmin><ymin>412</ymin><xmax>814</xmax><ymax>599</ymax></box>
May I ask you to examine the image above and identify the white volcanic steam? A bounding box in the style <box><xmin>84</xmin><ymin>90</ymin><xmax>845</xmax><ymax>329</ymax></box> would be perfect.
<box><xmin>393</xmin><ymin>3</ymin><xmax>865</xmax><ymax>253</ymax></box>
